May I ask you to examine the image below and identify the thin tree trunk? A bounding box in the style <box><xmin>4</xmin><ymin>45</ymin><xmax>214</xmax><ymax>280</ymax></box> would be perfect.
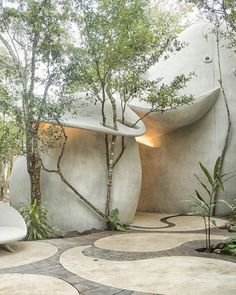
<box><xmin>105</xmin><ymin>135</ymin><xmax>117</xmax><ymax>218</ymax></box>
<box><xmin>27</xmin><ymin>152</ymin><xmax>42</xmax><ymax>204</ymax></box>
<box><xmin>41</xmin><ymin>122</ymin><xmax>105</xmax><ymax>220</ymax></box>
<box><xmin>203</xmin><ymin>217</ymin><xmax>208</xmax><ymax>250</ymax></box>
<box><xmin>207</xmin><ymin>216</ymin><xmax>211</xmax><ymax>252</ymax></box>
<box><xmin>26</xmin><ymin>127</ymin><xmax>42</xmax><ymax>204</ymax></box>
<box><xmin>212</xmin><ymin>27</ymin><xmax>232</xmax><ymax>215</ymax></box>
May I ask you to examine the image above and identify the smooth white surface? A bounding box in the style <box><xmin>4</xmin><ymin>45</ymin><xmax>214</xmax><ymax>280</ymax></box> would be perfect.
<box><xmin>55</xmin><ymin>93</ymin><xmax>145</xmax><ymax>137</ymax></box>
<box><xmin>0</xmin><ymin>227</ymin><xmax>26</xmax><ymax>244</ymax></box>
<box><xmin>136</xmin><ymin>21</ymin><xmax>236</xmax><ymax>214</ymax></box>
<box><xmin>0</xmin><ymin>274</ymin><xmax>79</xmax><ymax>295</ymax></box>
<box><xmin>0</xmin><ymin>201</ymin><xmax>27</xmax><ymax>244</ymax></box>
<box><xmin>10</xmin><ymin>129</ymin><xmax>142</xmax><ymax>232</ymax></box>
<box><xmin>60</xmin><ymin>245</ymin><xmax>236</xmax><ymax>294</ymax></box>
<box><xmin>131</xmin><ymin>88</ymin><xmax>220</xmax><ymax>137</ymax></box>
<box><xmin>0</xmin><ymin>241</ymin><xmax>57</xmax><ymax>269</ymax></box>
<box><xmin>130</xmin><ymin>212</ymin><xmax>173</xmax><ymax>228</ymax></box>
<box><xmin>94</xmin><ymin>233</ymin><xmax>228</xmax><ymax>252</ymax></box>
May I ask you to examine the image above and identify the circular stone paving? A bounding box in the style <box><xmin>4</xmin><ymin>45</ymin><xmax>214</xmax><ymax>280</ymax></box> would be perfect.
<box><xmin>0</xmin><ymin>274</ymin><xmax>78</xmax><ymax>295</ymax></box>
<box><xmin>130</xmin><ymin>212</ymin><xmax>173</xmax><ymax>228</ymax></box>
<box><xmin>130</xmin><ymin>213</ymin><xmax>226</xmax><ymax>231</ymax></box>
<box><xmin>0</xmin><ymin>241</ymin><xmax>57</xmax><ymax>269</ymax></box>
<box><xmin>60</xmin><ymin>245</ymin><xmax>236</xmax><ymax>294</ymax></box>
<box><xmin>94</xmin><ymin>233</ymin><xmax>228</xmax><ymax>252</ymax></box>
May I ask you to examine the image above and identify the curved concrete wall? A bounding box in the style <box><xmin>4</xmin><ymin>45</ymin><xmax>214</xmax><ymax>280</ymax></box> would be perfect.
<box><xmin>10</xmin><ymin>128</ymin><xmax>142</xmax><ymax>232</ymax></box>
<box><xmin>135</xmin><ymin>21</ymin><xmax>236</xmax><ymax>215</ymax></box>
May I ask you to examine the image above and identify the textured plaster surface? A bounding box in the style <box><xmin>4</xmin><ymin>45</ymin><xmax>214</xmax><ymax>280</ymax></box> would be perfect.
<box><xmin>94</xmin><ymin>232</ymin><xmax>228</xmax><ymax>252</ymax></box>
<box><xmin>131</xmin><ymin>88</ymin><xmax>220</xmax><ymax>138</ymax></box>
<box><xmin>134</xmin><ymin>21</ymin><xmax>236</xmax><ymax>214</ymax></box>
<box><xmin>58</xmin><ymin>93</ymin><xmax>145</xmax><ymax>137</ymax></box>
<box><xmin>0</xmin><ymin>273</ymin><xmax>79</xmax><ymax>295</ymax></box>
<box><xmin>60</xmin><ymin>245</ymin><xmax>236</xmax><ymax>294</ymax></box>
<box><xmin>0</xmin><ymin>241</ymin><xmax>57</xmax><ymax>269</ymax></box>
<box><xmin>10</xmin><ymin>128</ymin><xmax>142</xmax><ymax>232</ymax></box>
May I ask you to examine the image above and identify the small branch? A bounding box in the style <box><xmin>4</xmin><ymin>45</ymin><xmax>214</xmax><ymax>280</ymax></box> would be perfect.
<box><xmin>105</xmin><ymin>134</ymin><xmax>110</xmax><ymax>169</ymax></box>
<box><xmin>131</xmin><ymin>108</ymin><xmax>154</xmax><ymax>127</ymax></box>
<box><xmin>41</xmin><ymin>118</ymin><xmax>105</xmax><ymax>219</ymax></box>
<box><xmin>35</xmin><ymin>77</ymin><xmax>54</xmax><ymax>130</ymax></box>
<box><xmin>0</xmin><ymin>33</ymin><xmax>26</xmax><ymax>90</ymax></box>
<box><xmin>29</xmin><ymin>32</ymin><xmax>40</xmax><ymax>93</ymax></box>
<box><xmin>113</xmin><ymin>136</ymin><xmax>125</xmax><ymax>168</ymax></box>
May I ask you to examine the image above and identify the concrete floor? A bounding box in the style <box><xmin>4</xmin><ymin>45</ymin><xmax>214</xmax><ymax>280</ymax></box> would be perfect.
<box><xmin>0</xmin><ymin>215</ymin><xmax>235</xmax><ymax>294</ymax></box>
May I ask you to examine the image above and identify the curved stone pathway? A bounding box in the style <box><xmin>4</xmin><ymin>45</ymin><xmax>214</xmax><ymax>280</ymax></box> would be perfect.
<box><xmin>0</xmin><ymin>214</ymin><xmax>235</xmax><ymax>295</ymax></box>
<box><xmin>0</xmin><ymin>273</ymin><xmax>79</xmax><ymax>295</ymax></box>
<box><xmin>94</xmin><ymin>232</ymin><xmax>227</xmax><ymax>252</ymax></box>
<box><xmin>0</xmin><ymin>241</ymin><xmax>57</xmax><ymax>270</ymax></box>
<box><xmin>60</xmin><ymin>245</ymin><xmax>236</xmax><ymax>295</ymax></box>
<box><xmin>130</xmin><ymin>213</ymin><xmax>226</xmax><ymax>231</ymax></box>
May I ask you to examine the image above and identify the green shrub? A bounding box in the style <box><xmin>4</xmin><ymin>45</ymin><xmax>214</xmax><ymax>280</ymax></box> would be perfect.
<box><xmin>221</xmin><ymin>238</ymin><xmax>236</xmax><ymax>256</ymax></box>
<box><xmin>20</xmin><ymin>200</ymin><xmax>53</xmax><ymax>240</ymax></box>
<box><xmin>108</xmin><ymin>208</ymin><xmax>127</xmax><ymax>231</ymax></box>
<box><xmin>191</xmin><ymin>157</ymin><xmax>234</xmax><ymax>252</ymax></box>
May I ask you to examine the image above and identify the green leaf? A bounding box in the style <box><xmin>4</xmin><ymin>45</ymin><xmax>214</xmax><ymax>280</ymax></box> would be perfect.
<box><xmin>216</xmin><ymin>174</ymin><xmax>224</xmax><ymax>191</ymax></box>
<box><xmin>194</xmin><ymin>174</ymin><xmax>211</xmax><ymax>197</ymax></box>
<box><xmin>195</xmin><ymin>190</ymin><xmax>210</xmax><ymax>209</ymax></box>
<box><xmin>214</xmin><ymin>156</ymin><xmax>222</xmax><ymax>179</ymax></box>
<box><xmin>223</xmin><ymin>175</ymin><xmax>235</xmax><ymax>183</ymax></box>
<box><xmin>199</xmin><ymin>161</ymin><xmax>214</xmax><ymax>186</ymax></box>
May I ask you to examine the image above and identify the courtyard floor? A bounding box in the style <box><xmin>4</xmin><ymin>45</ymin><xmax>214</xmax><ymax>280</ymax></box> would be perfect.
<box><xmin>0</xmin><ymin>213</ymin><xmax>236</xmax><ymax>295</ymax></box>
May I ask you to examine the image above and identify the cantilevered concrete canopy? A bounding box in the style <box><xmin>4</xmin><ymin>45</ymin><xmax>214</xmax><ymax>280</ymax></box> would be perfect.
<box><xmin>54</xmin><ymin>93</ymin><xmax>145</xmax><ymax>137</ymax></box>
<box><xmin>130</xmin><ymin>88</ymin><xmax>220</xmax><ymax>138</ymax></box>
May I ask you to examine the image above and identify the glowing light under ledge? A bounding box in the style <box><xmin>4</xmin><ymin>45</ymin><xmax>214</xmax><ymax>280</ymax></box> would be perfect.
<box><xmin>136</xmin><ymin>135</ymin><xmax>158</xmax><ymax>148</ymax></box>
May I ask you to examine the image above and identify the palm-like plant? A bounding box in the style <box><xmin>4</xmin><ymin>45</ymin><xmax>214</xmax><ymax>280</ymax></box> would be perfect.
<box><xmin>191</xmin><ymin>156</ymin><xmax>234</xmax><ymax>252</ymax></box>
<box><xmin>20</xmin><ymin>200</ymin><xmax>53</xmax><ymax>241</ymax></box>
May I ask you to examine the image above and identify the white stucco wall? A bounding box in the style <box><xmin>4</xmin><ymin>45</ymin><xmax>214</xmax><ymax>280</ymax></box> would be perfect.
<box><xmin>10</xmin><ymin>128</ymin><xmax>142</xmax><ymax>232</ymax></box>
<box><xmin>135</xmin><ymin>21</ymin><xmax>236</xmax><ymax>215</ymax></box>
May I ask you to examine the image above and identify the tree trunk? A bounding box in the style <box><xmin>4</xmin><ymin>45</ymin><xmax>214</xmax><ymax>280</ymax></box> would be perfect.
<box><xmin>105</xmin><ymin>135</ymin><xmax>117</xmax><ymax>218</ymax></box>
<box><xmin>212</xmin><ymin>27</ymin><xmax>232</xmax><ymax>215</ymax></box>
<box><xmin>26</xmin><ymin>127</ymin><xmax>42</xmax><ymax>204</ymax></box>
<box><xmin>28</xmin><ymin>154</ymin><xmax>41</xmax><ymax>204</ymax></box>
<box><xmin>0</xmin><ymin>162</ymin><xmax>4</xmax><ymax>201</ymax></box>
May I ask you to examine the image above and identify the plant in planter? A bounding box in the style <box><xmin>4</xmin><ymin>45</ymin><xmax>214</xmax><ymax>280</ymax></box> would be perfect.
<box><xmin>191</xmin><ymin>156</ymin><xmax>234</xmax><ymax>252</ymax></box>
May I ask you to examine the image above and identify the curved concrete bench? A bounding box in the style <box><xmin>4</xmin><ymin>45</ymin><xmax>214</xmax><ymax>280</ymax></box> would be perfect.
<box><xmin>0</xmin><ymin>201</ymin><xmax>27</xmax><ymax>251</ymax></box>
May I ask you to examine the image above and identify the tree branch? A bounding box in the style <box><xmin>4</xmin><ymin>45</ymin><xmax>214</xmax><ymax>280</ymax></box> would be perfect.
<box><xmin>41</xmin><ymin>118</ymin><xmax>105</xmax><ymax>219</ymax></box>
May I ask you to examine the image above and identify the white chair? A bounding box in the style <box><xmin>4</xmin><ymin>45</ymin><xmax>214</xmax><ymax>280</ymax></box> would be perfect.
<box><xmin>0</xmin><ymin>201</ymin><xmax>27</xmax><ymax>252</ymax></box>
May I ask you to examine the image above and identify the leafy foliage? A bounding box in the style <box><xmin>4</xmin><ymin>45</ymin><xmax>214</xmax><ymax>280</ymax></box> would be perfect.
<box><xmin>0</xmin><ymin>0</ymin><xmax>74</xmax><ymax>203</ymax></box>
<box><xmin>108</xmin><ymin>208</ymin><xmax>127</xmax><ymax>231</ymax></box>
<box><xmin>221</xmin><ymin>237</ymin><xmax>236</xmax><ymax>256</ymax></box>
<box><xmin>69</xmin><ymin>0</ymin><xmax>194</xmax><ymax>128</ymax></box>
<box><xmin>188</xmin><ymin>0</ymin><xmax>236</xmax><ymax>50</ymax></box>
<box><xmin>68</xmin><ymin>0</ymin><xmax>194</xmax><ymax>223</ymax></box>
<box><xmin>0</xmin><ymin>55</ymin><xmax>23</xmax><ymax>200</ymax></box>
<box><xmin>20</xmin><ymin>200</ymin><xmax>53</xmax><ymax>240</ymax></box>
<box><xmin>151</xmin><ymin>0</ymin><xmax>196</xmax><ymax>33</ymax></box>
<box><xmin>191</xmin><ymin>156</ymin><xmax>234</xmax><ymax>251</ymax></box>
